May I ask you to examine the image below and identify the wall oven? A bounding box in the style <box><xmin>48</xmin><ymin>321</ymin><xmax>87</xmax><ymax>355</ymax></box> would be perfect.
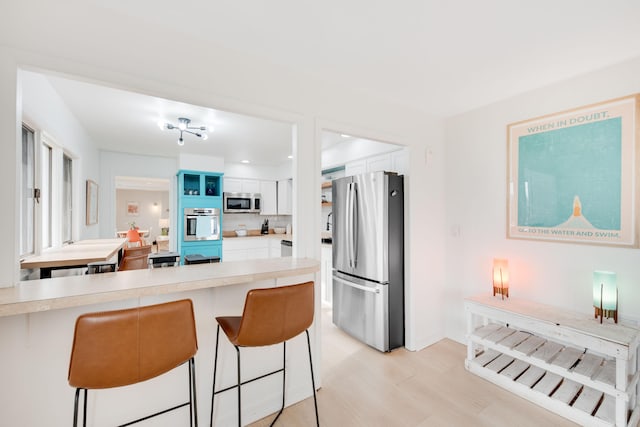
<box><xmin>184</xmin><ymin>208</ymin><xmax>221</xmax><ymax>241</ymax></box>
<box><xmin>223</xmin><ymin>192</ymin><xmax>261</xmax><ymax>213</ymax></box>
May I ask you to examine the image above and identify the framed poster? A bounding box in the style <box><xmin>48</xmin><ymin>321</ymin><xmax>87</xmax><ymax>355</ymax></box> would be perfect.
<box><xmin>507</xmin><ymin>94</ymin><xmax>640</xmax><ymax>247</ymax></box>
<box><xmin>127</xmin><ymin>201</ymin><xmax>139</xmax><ymax>216</ymax></box>
<box><xmin>86</xmin><ymin>180</ymin><xmax>98</xmax><ymax>225</ymax></box>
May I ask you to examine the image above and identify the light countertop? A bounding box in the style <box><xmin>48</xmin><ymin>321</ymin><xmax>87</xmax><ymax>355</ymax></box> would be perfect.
<box><xmin>0</xmin><ymin>257</ymin><xmax>319</xmax><ymax>317</ymax></box>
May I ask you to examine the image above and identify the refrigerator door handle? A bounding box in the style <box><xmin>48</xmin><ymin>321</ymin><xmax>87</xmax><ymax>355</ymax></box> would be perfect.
<box><xmin>333</xmin><ymin>276</ymin><xmax>380</xmax><ymax>294</ymax></box>
<box><xmin>347</xmin><ymin>182</ymin><xmax>355</xmax><ymax>268</ymax></box>
<box><xmin>352</xmin><ymin>181</ymin><xmax>358</xmax><ymax>268</ymax></box>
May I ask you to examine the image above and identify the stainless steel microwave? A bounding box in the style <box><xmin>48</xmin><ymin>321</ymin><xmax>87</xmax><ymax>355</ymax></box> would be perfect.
<box><xmin>184</xmin><ymin>208</ymin><xmax>221</xmax><ymax>241</ymax></box>
<box><xmin>223</xmin><ymin>192</ymin><xmax>261</xmax><ymax>213</ymax></box>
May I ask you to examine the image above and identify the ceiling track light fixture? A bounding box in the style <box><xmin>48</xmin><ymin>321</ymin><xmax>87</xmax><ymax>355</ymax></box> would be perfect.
<box><xmin>160</xmin><ymin>117</ymin><xmax>212</xmax><ymax>146</ymax></box>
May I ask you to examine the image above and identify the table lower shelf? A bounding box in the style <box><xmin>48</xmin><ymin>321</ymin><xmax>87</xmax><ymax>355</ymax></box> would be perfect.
<box><xmin>467</xmin><ymin>349</ymin><xmax>639</xmax><ymax>427</ymax></box>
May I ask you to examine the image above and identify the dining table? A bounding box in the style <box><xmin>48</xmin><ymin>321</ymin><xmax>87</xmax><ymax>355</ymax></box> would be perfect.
<box><xmin>116</xmin><ymin>229</ymin><xmax>149</xmax><ymax>238</ymax></box>
<box><xmin>20</xmin><ymin>238</ymin><xmax>127</xmax><ymax>279</ymax></box>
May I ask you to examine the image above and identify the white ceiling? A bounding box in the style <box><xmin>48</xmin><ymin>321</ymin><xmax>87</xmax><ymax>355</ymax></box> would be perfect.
<box><xmin>29</xmin><ymin>2</ymin><xmax>640</xmax><ymax>169</ymax></box>
<box><xmin>97</xmin><ymin>0</ymin><xmax>640</xmax><ymax>117</ymax></box>
<box><xmin>44</xmin><ymin>74</ymin><xmax>295</xmax><ymax>166</ymax></box>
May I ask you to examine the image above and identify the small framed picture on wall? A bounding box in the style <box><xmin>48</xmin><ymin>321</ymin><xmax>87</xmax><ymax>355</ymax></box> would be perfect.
<box><xmin>127</xmin><ymin>201</ymin><xmax>139</xmax><ymax>216</ymax></box>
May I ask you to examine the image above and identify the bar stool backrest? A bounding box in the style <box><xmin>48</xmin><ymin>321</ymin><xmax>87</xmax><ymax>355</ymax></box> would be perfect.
<box><xmin>118</xmin><ymin>253</ymin><xmax>149</xmax><ymax>271</ymax></box>
<box><xmin>123</xmin><ymin>245</ymin><xmax>152</xmax><ymax>258</ymax></box>
<box><xmin>235</xmin><ymin>281</ymin><xmax>314</xmax><ymax>347</ymax></box>
<box><xmin>68</xmin><ymin>299</ymin><xmax>198</xmax><ymax>389</ymax></box>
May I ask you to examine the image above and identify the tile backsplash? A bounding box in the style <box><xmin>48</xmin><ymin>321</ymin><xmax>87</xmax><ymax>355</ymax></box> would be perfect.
<box><xmin>223</xmin><ymin>213</ymin><xmax>292</xmax><ymax>232</ymax></box>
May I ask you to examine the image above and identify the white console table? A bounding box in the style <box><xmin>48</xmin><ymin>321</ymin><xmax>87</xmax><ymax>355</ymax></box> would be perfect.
<box><xmin>465</xmin><ymin>295</ymin><xmax>640</xmax><ymax>427</ymax></box>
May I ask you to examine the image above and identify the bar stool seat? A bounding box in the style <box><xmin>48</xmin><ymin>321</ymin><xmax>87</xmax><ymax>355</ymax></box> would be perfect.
<box><xmin>148</xmin><ymin>251</ymin><xmax>180</xmax><ymax>268</ymax></box>
<box><xmin>68</xmin><ymin>299</ymin><xmax>199</xmax><ymax>426</ymax></box>
<box><xmin>184</xmin><ymin>254</ymin><xmax>220</xmax><ymax>265</ymax></box>
<box><xmin>86</xmin><ymin>261</ymin><xmax>117</xmax><ymax>274</ymax></box>
<box><xmin>210</xmin><ymin>281</ymin><xmax>319</xmax><ymax>426</ymax></box>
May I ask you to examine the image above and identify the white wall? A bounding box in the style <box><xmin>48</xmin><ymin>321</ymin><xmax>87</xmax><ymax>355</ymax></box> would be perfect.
<box><xmin>444</xmin><ymin>56</ymin><xmax>640</xmax><ymax>343</ymax></box>
<box><xmin>99</xmin><ymin>151</ymin><xmax>178</xmax><ymax>244</ymax></box>
<box><xmin>21</xmin><ymin>70</ymin><xmax>101</xmax><ymax>242</ymax></box>
<box><xmin>115</xmin><ymin>189</ymin><xmax>169</xmax><ymax>244</ymax></box>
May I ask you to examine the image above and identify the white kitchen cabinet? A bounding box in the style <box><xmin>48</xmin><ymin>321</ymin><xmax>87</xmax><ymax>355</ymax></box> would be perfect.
<box><xmin>277</xmin><ymin>179</ymin><xmax>293</xmax><ymax>215</ymax></box>
<box><xmin>344</xmin><ymin>149</ymin><xmax>408</xmax><ymax>177</ymax></box>
<box><xmin>321</xmin><ymin>244</ymin><xmax>333</xmax><ymax>306</ymax></box>
<box><xmin>391</xmin><ymin>148</ymin><xmax>409</xmax><ymax>176</ymax></box>
<box><xmin>259</xmin><ymin>180</ymin><xmax>277</xmax><ymax>215</ymax></box>
<box><xmin>366</xmin><ymin>153</ymin><xmax>392</xmax><ymax>173</ymax></box>
<box><xmin>465</xmin><ymin>295</ymin><xmax>640</xmax><ymax>427</ymax></box>
<box><xmin>269</xmin><ymin>238</ymin><xmax>283</xmax><ymax>258</ymax></box>
<box><xmin>345</xmin><ymin>159</ymin><xmax>366</xmax><ymax>177</ymax></box>
<box><xmin>224</xmin><ymin>178</ymin><xmax>260</xmax><ymax>193</ymax></box>
<box><xmin>222</xmin><ymin>236</ymin><xmax>282</xmax><ymax>261</ymax></box>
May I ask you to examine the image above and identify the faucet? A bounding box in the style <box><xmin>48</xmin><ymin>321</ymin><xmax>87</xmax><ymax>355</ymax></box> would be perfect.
<box><xmin>326</xmin><ymin>212</ymin><xmax>332</xmax><ymax>231</ymax></box>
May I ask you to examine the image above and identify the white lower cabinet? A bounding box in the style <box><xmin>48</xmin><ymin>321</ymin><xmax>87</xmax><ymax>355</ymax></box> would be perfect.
<box><xmin>465</xmin><ymin>295</ymin><xmax>640</xmax><ymax>427</ymax></box>
<box><xmin>320</xmin><ymin>245</ymin><xmax>332</xmax><ymax>306</ymax></box>
<box><xmin>222</xmin><ymin>236</ymin><xmax>283</xmax><ymax>261</ymax></box>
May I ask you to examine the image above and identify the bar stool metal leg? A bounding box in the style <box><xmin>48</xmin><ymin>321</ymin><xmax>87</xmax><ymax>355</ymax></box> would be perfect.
<box><xmin>236</xmin><ymin>346</ymin><xmax>241</xmax><ymax>427</ymax></box>
<box><xmin>270</xmin><ymin>342</ymin><xmax>286</xmax><ymax>426</ymax></box>
<box><xmin>210</xmin><ymin>325</ymin><xmax>221</xmax><ymax>427</ymax></box>
<box><xmin>306</xmin><ymin>330</ymin><xmax>320</xmax><ymax>427</ymax></box>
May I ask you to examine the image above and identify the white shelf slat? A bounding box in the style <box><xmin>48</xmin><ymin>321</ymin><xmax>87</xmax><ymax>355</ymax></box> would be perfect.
<box><xmin>573</xmin><ymin>353</ymin><xmax>605</xmax><ymax>380</ymax></box>
<box><xmin>474</xmin><ymin>349</ymin><xmax>501</xmax><ymax>367</ymax></box>
<box><xmin>531</xmin><ymin>340</ymin><xmax>564</xmax><ymax>363</ymax></box>
<box><xmin>533</xmin><ymin>372</ymin><xmax>563</xmax><ymax>396</ymax></box>
<box><xmin>516</xmin><ymin>365</ymin><xmax>546</xmax><ymax>388</ymax></box>
<box><xmin>500</xmin><ymin>359</ymin><xmax>530</xmax><ymax>381</ymax></box>
<box><xmin>474</xmin><ymin>323</ymin><xmax>503</xmax><ymax>338</ymax></box>
<box><xmin>595</xmin><ymin>394</ymin><xmax>615</xmax><ymax>424</ymax></box>
<box><xmin>594</xmin><ymin>361</ymin><xmax>616</xmax><ymax>387</ymax></box>
<box><xmin>573</xmin><ymin>386</ymin><xmax>604</xmax><ymax>415</ymax></box>
<box><xmin>486</xmin><ymin>354</ymin><xmax>514</xmax><ymax>373</ymax></box>
<box><xmin>499</xmin><ymin>330</ymin><xmax>532</xmax><ymax>349</ymax></box>
<box><xmin>552</xmin><ymin>379</ymin><xmax>582</xmax><ymax>405</ymax></box>
<box><xmin>513</xmin><ymin>335</ymin><xmax>546</xmax><ymax>356</ymax></box>
<box><xmin>552</xmin><ymin>347</ymin><xmax>584</xmax><ymax>370</ymax></box>
<box><xmin>485</xmin><ymin>326</ymin><xmax>516</xmax><ymax>344</ymax></box>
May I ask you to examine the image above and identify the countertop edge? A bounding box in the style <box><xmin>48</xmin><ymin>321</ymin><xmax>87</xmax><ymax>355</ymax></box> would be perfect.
<box><xmin>0</xmin><ymin>258</ymin><xmax>320</xmax><ymax>317</ymax></box>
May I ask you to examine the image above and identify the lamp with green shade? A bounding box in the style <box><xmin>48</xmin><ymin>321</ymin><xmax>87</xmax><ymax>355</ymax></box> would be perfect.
<box><xmin>593</xmin><ymin>270</ymin><xmax>617</xmax><ymax>324</ymax></box>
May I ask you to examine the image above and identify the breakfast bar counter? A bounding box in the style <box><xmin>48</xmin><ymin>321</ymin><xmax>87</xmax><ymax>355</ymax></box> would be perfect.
<box><xmin>1</xmin><ymin>257</ymin><xmax>318</xmax><ymax>317</ymax></box>
<box><xmin>0</xmin><ymin>257</ymin><xmax>320</xmax><ymax>427</ymax></box>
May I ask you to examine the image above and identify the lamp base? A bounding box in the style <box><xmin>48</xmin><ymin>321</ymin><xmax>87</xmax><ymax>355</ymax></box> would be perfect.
<box><xmin>493</xmin><ymin>286</ymin><xmax>509</xmax><ymax>299</ymax></box>
<box><xmin>594</xmin><ymin>307</ymin><xmax>618</xmax><ymax>324</ymax></box>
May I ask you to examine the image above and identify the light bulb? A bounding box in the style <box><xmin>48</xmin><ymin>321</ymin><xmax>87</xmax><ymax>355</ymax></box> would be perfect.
<box><xmin>177</xmin><ymin>137</ymin><xmax>184</xmax><ymax>146</ymax></box>
<box><xmin>201</xmin><ymin>134</ymin><xmax>208</xmax><ymax>141</ymax></box>
<box><xmin>207</xmin><ymin>125</ymin><xmax>215</xmax><ymax>132</ymax></box>
<box><xmin>178</xmin><ymin>122</ymin><xmax>186</xmax><ymax>131</ymax></box>
<box><xmin>157</xmin><ymin>120</ymin><xmax>165</xmax><ymax>131</ymax></box>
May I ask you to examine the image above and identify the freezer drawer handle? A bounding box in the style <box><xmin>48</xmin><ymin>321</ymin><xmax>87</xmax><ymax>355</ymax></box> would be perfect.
<box><xmin>334</xmin><ymin>276</ymin><xmax>380</xmax><ymax>294</ymax></box>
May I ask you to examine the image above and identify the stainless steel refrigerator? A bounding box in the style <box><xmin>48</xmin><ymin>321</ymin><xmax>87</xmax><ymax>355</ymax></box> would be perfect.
<box><xmin>332</xmin><ymin>171</ymin><xmax>404</xmax><ymax>352</ymax></box>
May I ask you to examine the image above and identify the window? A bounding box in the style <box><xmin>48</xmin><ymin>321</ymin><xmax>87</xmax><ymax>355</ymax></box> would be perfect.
<box><xmin>21</xmin><ymin>125</ymin><xmax>76</xmax><ymax>254</ymax></box>
<box><xmin>41</xmin><ymin>144</ymin><xmax>52</xmax><ymax>248</ymax></box>
<box><xmin>62</xmin><ymin>154</ymin><xmax>73</xmax><ymax>243</ymax></box>
<box><xmin>20</xmin><ymin>125</ymin><xmax>35</xmax><ymax>256</ymax></box>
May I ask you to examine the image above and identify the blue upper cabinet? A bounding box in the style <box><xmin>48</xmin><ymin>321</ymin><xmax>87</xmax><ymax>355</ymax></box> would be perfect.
<box><xmin>178</xmin><ymin>170</ymin><xmax>223</xmax><ymax>201</ymax></box>
<box><xmin>177</xmin><ymin>170</ymin><xmax>224</xmax><ymax>264</ymax></box>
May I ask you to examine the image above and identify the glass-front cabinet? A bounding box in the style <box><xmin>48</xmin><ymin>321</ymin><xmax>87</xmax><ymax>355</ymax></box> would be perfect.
<box><xmin>179</xmin><ymin>171</ymin><xmax>222</xmax><ymax>198</ymax></box>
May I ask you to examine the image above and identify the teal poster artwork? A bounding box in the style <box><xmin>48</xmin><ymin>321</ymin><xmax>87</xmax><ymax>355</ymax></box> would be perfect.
<box><xmin>508</xmin><ymin>95</ymin><xmax>638</xmax><ymax>247</ymax></box>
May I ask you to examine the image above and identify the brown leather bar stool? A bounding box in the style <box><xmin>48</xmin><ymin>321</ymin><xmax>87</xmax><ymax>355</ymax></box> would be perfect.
<box><xmin>210</xmin><ymin>281</ymin><xmax>319</xmax><ymax>427</ymax></box>
<box><xmin>68</xmin><ymin>299</ymin><xmax>199</xmax><ymax>427</ymax></box>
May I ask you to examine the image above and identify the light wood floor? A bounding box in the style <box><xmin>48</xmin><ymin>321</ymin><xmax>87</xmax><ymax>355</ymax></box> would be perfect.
<box><xmin>249</xmin><ymin>307</ymin><xmax>578</xmax><ymax>427</ymax></box>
